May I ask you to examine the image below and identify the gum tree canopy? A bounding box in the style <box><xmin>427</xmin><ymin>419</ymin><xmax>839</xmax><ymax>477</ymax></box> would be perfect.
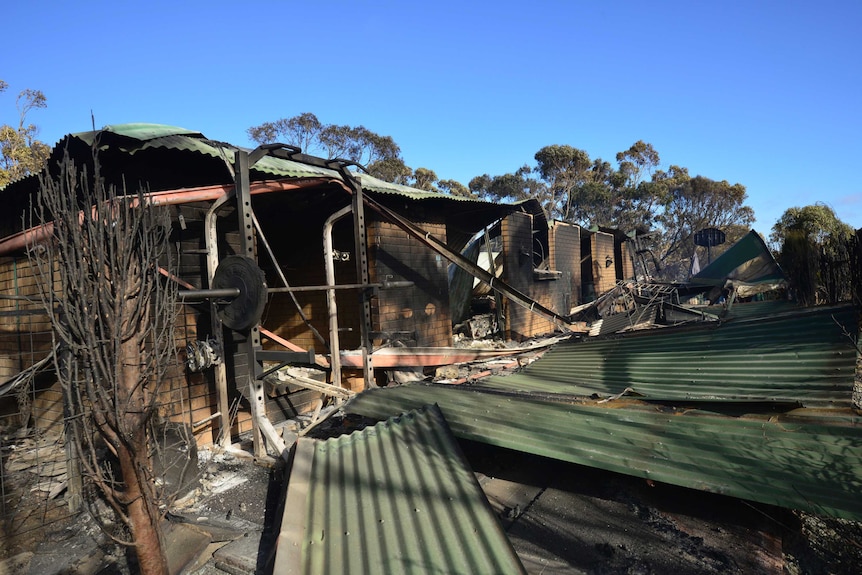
<box><xmin>0</xmin><ymin>80</ymin><xmax>50</xmax><ymax>188</ymax></box>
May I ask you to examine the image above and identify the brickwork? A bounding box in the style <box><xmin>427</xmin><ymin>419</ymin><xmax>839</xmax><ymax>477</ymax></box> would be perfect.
<box><xmin>368</xmin><ymin>220</ymin><xmax>452</xmax><ymax>348</ymax></box>
<box><xmin>550</xmin><ymin>222</ymin><xmax>582</xmax><ymax>312</ymax></box>
<box><xmin>591</xmin><ymin>232</ymin><xmax>617</xmax><ymax>296</ymax></box>
<box><xmin>0</xmin><ymin>257</ymin><xmax>54</xmax><ymax>381</ymax></box>
<box><xmin>500</xmin><ymin>214</ymin><xmax>579</xmax><ymax>340</ymax></box>
<box><xmin>620</xmin><ymin>240</ymin><xmax>637</xmax><ymax>280</ymax></box>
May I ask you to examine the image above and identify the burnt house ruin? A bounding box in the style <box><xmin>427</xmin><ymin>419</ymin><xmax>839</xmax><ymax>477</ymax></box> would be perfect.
<box><xmin>0</xmin><ymin>123</ymin><xmax>641</xmax><ymax>465</ymax></box>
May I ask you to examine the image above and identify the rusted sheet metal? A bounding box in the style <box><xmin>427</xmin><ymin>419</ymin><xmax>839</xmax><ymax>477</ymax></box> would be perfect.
<box><xmin>345</xmin><ymin>384</ymin><xmax>862</xmax><ymax>521</ymax></box>
<box><xmin>273</xmin><ymin>404</ymin><xmax>525</xmax><ymax>575</ymax></box>
<box><xmin>479</xmin><ymin>304</ymin><xmax>858</xmax><ymax>407</ymax></box>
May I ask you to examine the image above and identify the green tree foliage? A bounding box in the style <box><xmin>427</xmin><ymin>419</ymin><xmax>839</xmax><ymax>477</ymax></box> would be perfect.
<box><xmin>770</xmin><ymin>203</ymin><xmax>854</xmax><ymax>247</ymax></box>
<box><xmin>656</xmin><ymin>172</ymin><xmax>754</xmax><ymax>275</ymax></box>
<box><xmin>411</xmin><ymin>167</ymin><xmax>438</xmax><ymax>191</ymax></box>
<box><xmin>248</xmin><ymin>112</ymin><xmax>400</xmax><ymax>170</ymax></box>
<box><xmin>770</xmin><ymin>203</ymin><xmax>855</xmax><ymax>304</ymax></box>
<box><xmin>0</xmin><ymin>80</ymin><xmax>51</xmax><ymax>187</ymax></box>
<box><xmin>469</xmin><ymin>166</ymin><xmax>544</xmax><ymax>205</ymax></box>
<box><xmin>614</xmin><ymin>141</ymin><xmax>667</xmax><ymax>231</ymax></box>
<box><xmin>368</xmin><ymin>156</ymin><xmax>413</xmax><ymax>185</ymax></box>
<box><xmin>248</xmin><ymin>112</ymin><xmax>471</xmax><ymax>195</ymax></box>
<box><xmin>436</xmin><ymin>178</ymin><xmax>471</xmax><ymax>197</ymax></box>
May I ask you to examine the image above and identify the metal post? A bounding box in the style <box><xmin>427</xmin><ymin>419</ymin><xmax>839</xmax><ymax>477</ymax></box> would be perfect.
<box><xmin>324</xmin><ymin>205</ymin><xmax>353</xmax><ymax>392</ymax></box>
<box><xmin>205</xmin><ymin>192</ymin><xmax>235</xmax><ymax>449</ymax></box>
<box><xmin>349</xmin><ymin>180</ymin><xmax>376</xmax><ymax>389</ymax></box>
<box><xmin>234</xmin><ymin>149</ymin><xmax>285</xmax><ymax>458</ymax></box>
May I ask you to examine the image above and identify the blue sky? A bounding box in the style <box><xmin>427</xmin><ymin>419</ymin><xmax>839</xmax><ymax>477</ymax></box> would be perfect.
<box><xmin>4</xmin><ymin>1</ymin><xmax>861</xmax><ymax>235</ymax></box>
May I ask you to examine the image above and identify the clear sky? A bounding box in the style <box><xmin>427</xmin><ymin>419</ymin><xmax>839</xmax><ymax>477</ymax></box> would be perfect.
<box><xmin>4</xmin><ymin>1</ymin><xmax>861</xmax><ymax>235</ymax></box>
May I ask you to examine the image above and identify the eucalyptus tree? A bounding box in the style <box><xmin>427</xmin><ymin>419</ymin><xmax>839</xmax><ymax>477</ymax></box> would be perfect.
<box><xmin>248</xmin><ymin>112</ymin><xmax>401</xmax><ymax>168</ymax></box>
<box><xmin>469</xmin><ymin>165</ymin><xmax>546</xmax><ymax>206</ymax></box>
<box><xmin>655</xmin><ymin>171</ymin><xmax>754</xmax><ymax>278</ymax></box>
<box><xmin>0</xmin><ymin>80</ymin><xmax>51</xmax><ymax>187</ymax></box>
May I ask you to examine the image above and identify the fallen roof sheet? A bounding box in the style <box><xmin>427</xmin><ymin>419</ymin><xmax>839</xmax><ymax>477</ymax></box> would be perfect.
<box><xmin>688</xmin><ymin>230</ymin><xmax>786</xmax><ymax>298</ymax></box>
<box><xmin>345</xmin><ymin>384</ymin><xmax>862</xmax><ymax>521</ymax></box>
<box><xmin>696</xmin><ymin>299</ymin><xmax>798</xmax><ymax>320</ymax></box>
<box><xmin>274</xmin><ymin>404</ymin><xmax>525</xmax><ymax>575</ymax></box>
<box><xmin>477</xmin><ymin>304</ymin><xmax>857</xmax><ymax>407</ymax></box>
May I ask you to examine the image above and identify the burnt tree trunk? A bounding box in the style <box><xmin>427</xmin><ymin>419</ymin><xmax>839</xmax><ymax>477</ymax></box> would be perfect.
<box><xmin>30</xmin><ymin>156</ymin><xmax>177</xmax><ymax>575</ymax></box>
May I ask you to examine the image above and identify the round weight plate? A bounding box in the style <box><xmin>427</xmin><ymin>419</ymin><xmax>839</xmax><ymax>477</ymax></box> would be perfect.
<box><xmin>212</xmin><ymin>256</ymin><xmax>268</xmax><ymax>331</ymax></box>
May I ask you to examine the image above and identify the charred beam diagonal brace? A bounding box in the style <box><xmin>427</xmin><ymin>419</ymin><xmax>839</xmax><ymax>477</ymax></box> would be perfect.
<box><xmin>360</xmin><ymin>194</ymin><xmax>576</xmax><ymax>332</ymax></box>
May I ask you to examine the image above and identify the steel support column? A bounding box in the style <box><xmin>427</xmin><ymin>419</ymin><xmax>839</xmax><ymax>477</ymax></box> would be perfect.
<box><xmin>234</xmin><ymin>149</ymin><xmax>285</xmax><ymax>458</ymax></box>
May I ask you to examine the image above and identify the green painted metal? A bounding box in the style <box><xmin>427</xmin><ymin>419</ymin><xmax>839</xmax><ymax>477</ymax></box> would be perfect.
<box><xmin>99</xmin><ymin>123</ymin><xmax>202</xmax><ymax>140</ymax></box>
<box><xmin>696</xmin><ymin>299</ymin><xmax>798</xmax><ymax>320</ymax></box>
<box><xmin>274</xmin><ymin>404</ymin><xmax>525</xmax><ymax>575</ymax></box>
<box><xmin>345</xmin><ymin>385</ymin><xmax>862</xmax><ymax>521</ymax></box>
<box><xmin>690</xmin><ymin>230</ymin><xmax>785</xmax><ymax>286</ymax></box>
<box><xmin>69</xmin><ymin>123</ymin><xmax>341</xmax><ymax>180</ymax></box>
<box><xmin>477</xmin><ymin>304</ymin><xmax>858</xmax><ymax>407</ymax></box>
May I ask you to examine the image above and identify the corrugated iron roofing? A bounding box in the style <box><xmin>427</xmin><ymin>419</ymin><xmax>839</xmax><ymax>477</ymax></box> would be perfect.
<box><xmin>345</xmin><ymin>385</ymin><xmax>862</xmax><ymax>521</ymax></box>
<box><xmin>274</xmin><ymin>404</ymin><xmax>525</xmax><ymax>575</ymax></box>
<box><xmin>68</xmin><ymin>124</ymin><xmax>341</xmax><ymax>179</ymax></box>
<box><xmin>1</xmin><ymin>123</ymin><xmax>546</xmax><ymax>247</ymax></box>
<box><xmin>479</xmin><ymin>304</ymin><xmax>857</xmax><ymax>407</ymax></box>
<box><xmin>696</xmin><ymin>299</ymin><xmax>798</xmax><ymax>320</ymax></box>
<box><xmin>689</xmin><ymin>230</ymin><xmax>786</xmax><ymax>286</ymax></box>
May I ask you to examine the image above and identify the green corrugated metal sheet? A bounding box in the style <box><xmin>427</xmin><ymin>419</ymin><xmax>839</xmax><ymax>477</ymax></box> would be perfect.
<box><xmin>479</xmin><ymin>304</ymin><xmax>857</xmax><ymax>407</ymax></box>
<box><xmin>100</xmin><ymin>123</ymin><xmax>203</xmax><ymax>140</ymax></box>
<box><xmin>69</xmin><ymin>123</ymin><xmax>341</xmax><ymax>179</ymax></box>
<box><xmin>345</xmin><ymin>385</ymin><xmax>862</xmax><ymax>521</ymax></box>
<box><xmin>274</xmin><ymin>404</ymin><xmax>525</xmax><ymax>575</ymax></box>
<box><xmin>690</xmin><ymin>230</ymin><xmax>786</xmax><ymax>286</ymax></box>
<box><xmin>695</xmin><ymin>299</ymin><xmax>798</xmax><ymax>320</ymax></box>
<box><xmin>6</xmin><ymin>123</ymin><xmax>540</xmax><ymax>209</ymax></box>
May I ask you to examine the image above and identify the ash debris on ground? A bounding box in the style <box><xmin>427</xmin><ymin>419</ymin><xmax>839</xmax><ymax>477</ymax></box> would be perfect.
<box><xmin>3</xmin><ymin>423</ymin><xmax>861</xmax><ymax>574</ymax></box>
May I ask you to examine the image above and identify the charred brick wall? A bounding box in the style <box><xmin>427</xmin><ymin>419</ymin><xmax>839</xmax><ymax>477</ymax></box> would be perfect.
<box><xmin>368</xmin><ymin>220</ymin><xmax>452</xmax><ymax>348</ymax></box>
<box><xmin>500</xmin><ymin>214</ymin><xmax>578</xmax><ymax>340</ymax></box>
<box><xmin>550</xmin><ymin>221</ymin><xmax>581</xmax><ymax>312</ymax></box>
<box><xmin>0</xmin><ymin>256</ymin><xmax>61</xmax><ymax>437</ymax></box>
<box><xmin>591</xmin><ymin>232</ymin><xmax>617</xmax><ymax>296</ymax></box>
<box><xmin>259</xmin><ymin>215</ymin><xmax>360</xmax><ymax>353</ymax></box>
<box><xmin>0</xmin><ymin>257</ymin><xmax>54</xmax><ymax>380</ymax></box>
<box><xmin>619</xmin><ymin>240</ymin><xmax>637</xmax><ymax>281</ymax></box>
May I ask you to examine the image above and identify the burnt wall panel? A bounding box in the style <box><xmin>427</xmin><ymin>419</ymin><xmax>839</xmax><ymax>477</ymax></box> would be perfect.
<box><xmin>500</xmin><ymin>213</ymin><xmax>562</xmax><ymax>340</ymax></box>
<box><xmin>0</xmin><ymin>257</ymin><xmax>54</xmax><ymax>381</ymax></box>
<box><xmin>260</xmin><ymin>216</ymin><xmax>360</xmax><ymax>353</ymax></box>
<box><xmin>621</xmin><ymin>240</ymin><xmax>637</xmax><ymax>281</ymax></box>
<box><xmin>550</xmin><ymin>222</ymin><xmax>581</xmax><ymax>312</ymax></box>
<box><xmin>591</xmin><ymin>232</ymin><xmax>617</xmax><ymax>296</ymax></box>
<box><xmin>368</xmin><ymin>220</ymin><xmax>452</xmax><ymax>348</ymax></box>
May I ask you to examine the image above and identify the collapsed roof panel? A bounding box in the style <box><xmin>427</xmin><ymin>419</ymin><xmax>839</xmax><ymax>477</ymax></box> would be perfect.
<box><xmin>344</xmin><ymin>384</ymin><xmax>862</xmax><ymax>521</ymax></box>
<box><xmin>486</xmin><ymin>304</ymin><xmax>857</xmax><ymax>407</ymax></box>
<box><xmin>274</xmin><ymin>404</ymin><xmax>525</xmax><ymax>575</ymax></box>
<box><xmin>687</xmin><ymin>230</ymin><xmax>787</xmax><ymax>298</ymax></box>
